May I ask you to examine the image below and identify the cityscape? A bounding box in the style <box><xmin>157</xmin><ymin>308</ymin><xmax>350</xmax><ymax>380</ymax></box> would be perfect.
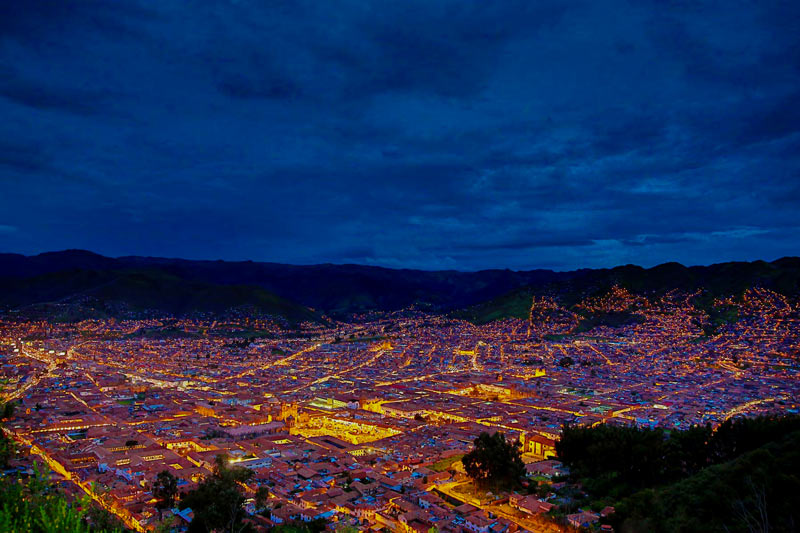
<box><xmin>2</xmin><ymin>0</ymin><xmax>800</xmax><ymax>531</ymax></box>
<box><xmin>1</xmin><ymin>262</ymin><xmax>798</xmax><ymax>531</ymax></box>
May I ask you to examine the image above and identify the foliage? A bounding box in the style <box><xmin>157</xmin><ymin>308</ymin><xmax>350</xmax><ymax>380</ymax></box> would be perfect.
<box><xmin>180</xmin><ymin>454</ymin><xmax>254</xmax><ymax>533</ymax></box>
<box><xmin>455</xmin><ymin>287</ymin><xmax>536</xmax><ymax>324</ymax></box>
<box><xmin>557</xmin><ymin>423</ymin><xmax>672</xmax><ymax>498</ymax></box>
<box><xmin>152</xmin><ymin>515</ymin><xmax>177</xmax><ymax>533</ymax></box>
<box><xmin>556</xmin><ymin>416</ymin><xmax>800</xmax><ymax>532</ymax></box>
<box><xmin>152</xmin><ymin>470</ymin><xmax>178</xmax><ymax>517</ymax></box>
<box><xmin>0</xmin><ymin>430</ymin><xmax>15</xmax><ymax>469</ymax></box>
<box><xmin>0</xmin><ymin>463</ymin><xmax>125</xmax><ymax>532</ymax></box>
<box><xmin>699</xmin><ymin>299</ymin><xmax>740</xmax><ymax>336</ymax></box>
<box><xmin>1</xmin><ymin>401</ymin><xmax>16</xmax><ymax>420</ymax></box>
<box><xmin>462</xmin><ymin>432</ymin><xmax>525</xmax><ymax>491</ymax></box>
<box><xmin>614</xmin><ymin>430</ymin><xmax>800</xmax><ymax>532</ymax></box>
<box><xmin>84</xmin><ymin>505</ymin><xmax>128</xmax><ymax>532</ymax></box>
<box><xmin>254</xmin><ymin>485</ymin><xmax>270</xmax><ymax>512</ymax></box>
<box><xmin>558</xmin><ymin>356</ymin><xmax>574</xmax><ymax>367</ymax></box>
<box><xmin>557</xmin><ymin>415</ymin><xmax>800</xmax><ymax>499</ymax></box>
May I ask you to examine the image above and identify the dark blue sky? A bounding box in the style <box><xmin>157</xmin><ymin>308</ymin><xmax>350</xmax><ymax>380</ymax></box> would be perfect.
<box><xmin>1</xmin><ymin>1</ymin><xmax>799</xmax><ymax>270</ymax></box>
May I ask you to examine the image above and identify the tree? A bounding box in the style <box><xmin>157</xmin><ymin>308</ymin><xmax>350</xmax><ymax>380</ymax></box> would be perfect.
<box><xmin>254</xmin><ymin>486</ymin><xmax>270</xmax><ymax>513</ymax></box>
<box><xmin>462</xmin><ymin>432</ymin><xmax>526</xmax><ymax>491</ymax></box>
<box><xmin>1</xmin><ymin>401</ymin><xmax>16</xmax><ymax>420</ymax></box>
<box><xmin>612</xmin><ymin>430</ymin><xmax>800</xmax><ymax>533</ymax></box>
<box><xmin>0</xmin><ymin>431</ymin><xmax>15</xmax><ymax>470</ymax></box>
<box><xmin>0</xmin><ymin>462</ymin><xmax>125</xmax><ymax>532</ymax></box>
<box><xmin>153</xmin><ymin>515</ymin><xmax>177</xmax><ymax>533</ymax></box>
<box><xmin>556</xmin><ymin>423</ymin><xmax>668</xmax><ymax>496</ymax></box>
<box><xmin>85</xmin><ymin>504</ymin><xmax>128</xmax><ymax>532</ymax></box>
<box><xmin>153</xmin><ymin>470</ymin><xmax>178</xmax><ymax>519</ymax></box>
<box><xmin>180</xmin><ymin>454</ymin><xmax>254</xmax><ymax>533</ymax></box>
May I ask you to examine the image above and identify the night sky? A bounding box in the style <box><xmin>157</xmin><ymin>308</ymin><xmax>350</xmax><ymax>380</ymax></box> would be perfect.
<box><xmin>1</xmin><ymin>1</ymin><xmax>799</xmax><ymax>271</ymax></box>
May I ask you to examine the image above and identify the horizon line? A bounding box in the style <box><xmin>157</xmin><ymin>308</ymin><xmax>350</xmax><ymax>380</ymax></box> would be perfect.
<box><xmin>1</xmin><ymin>248</ymin><xmax>797</xmax><ymax>275</ymax></box>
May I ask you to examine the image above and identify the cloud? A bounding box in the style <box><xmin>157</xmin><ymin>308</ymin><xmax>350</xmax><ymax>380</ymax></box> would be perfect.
<box><xmin>433</xmin><ymin>237</ymin><xmax>597</xmax><ymax>252</ymax></box>
<box><xmin>0</xmin><ymin>75</ymin><xmax>103</xmax><ymax>115</ymax></box>
<box><xmin>0</xmin><ymin>139</ymin><xmax>50</xmax><ymax>173</ymax></box>
<box><xmin>0</xmin><ymin>0</ymin><xmax>797</xmax><ymax>269</ymax></box>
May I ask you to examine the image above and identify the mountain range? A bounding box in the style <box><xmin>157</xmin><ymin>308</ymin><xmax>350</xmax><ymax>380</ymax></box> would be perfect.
<box><xmin>0</xmin><ymin>250</ymin><xmax>798</xmax><ymax>324</ymax></box>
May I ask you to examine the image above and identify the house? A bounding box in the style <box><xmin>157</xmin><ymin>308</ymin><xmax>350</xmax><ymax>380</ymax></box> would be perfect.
<box><xmin>600</xmin><ymin>506</ymin><xmax>615</xmax><ymax>518</ymax></box>
<box><xmin>525</xmin><ymin>459</ymin><xmax>567</xmax><ymax>478</ymax></box>
<box><xmin>465</xmin><ymin>512</ymin><xmax>492</xmax><ymax>533</ymax></box>
<box><xmin>567</xmin><ymin>510</ymin><xmax>600</xmax><ymax>528</ymax></box>
<box><xmin>508</xmin><ymin>493</ymin><xmax>553</xmax><ymax>515</ymax></box>
<box><xmin>270</xmin><ymin>503</ymin><xmax>303</xmax><ymax>524</ymax></box>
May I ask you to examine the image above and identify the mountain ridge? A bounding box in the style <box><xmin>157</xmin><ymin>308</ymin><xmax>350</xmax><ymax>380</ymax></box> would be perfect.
<box><xmin>1</xmin><ymin>250</ymin><xmax>798</xmax><ymax>322</ymax></box>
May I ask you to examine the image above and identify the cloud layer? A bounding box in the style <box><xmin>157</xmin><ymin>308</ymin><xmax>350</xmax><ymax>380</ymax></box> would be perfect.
<box><xmin>1</xmin><ymin>0</ymin><xmax>798</xmax><ymax>270</ymax></box>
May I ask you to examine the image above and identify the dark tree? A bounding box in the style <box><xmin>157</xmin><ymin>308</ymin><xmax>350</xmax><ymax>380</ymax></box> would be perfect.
<box><xmin>556</xmin><ymin>415</ymin><xmax>800</xmax><ymax>509</ymax></box>
<box><xmin>180</xmin><ymin>454</ymin><xmax>254</xmax><ymax>533</ymax></box>
<box><xmin>153</xmin><ymin>470</ymin><xmax>179</xmax><ymax>519</ymax></box>
<box><xmin>0</xmin><ymin>431</ymin><xmax>14</xmax><ymax>469</ymax></box>
<box><xmin>1</xmin><ymin>401</ymin><xmax>16</xmax><ymax>420</ymax></box>
<box><xmin>462</xmin><ymin>431</ymin><xmax>526</xmax><ymax>491</ymax></box>
<box><xmin>556</xmin><ymin>423</ymin><xmax>668</xmax><ymax>496</ymax></box>
<box><xmin>85</xmin><ymin>503</ymin><xmax>128</xmax><ymax>532</ymax></box>
<box><xmin>254</xmin><ymin>486</ymin><xmax>270</xmax><ymax>512</ymax></box>
<box><xmin>0</xmin><ymin>464</ymin><xmax>108</xmax><ymax>533</ymax></box>
<box><xmin>558</xmin><ymin>356</ymin><xmax>574</xmax><ymax>367</ymax></box>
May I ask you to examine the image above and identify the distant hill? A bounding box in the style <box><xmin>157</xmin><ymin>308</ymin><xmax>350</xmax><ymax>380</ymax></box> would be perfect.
<box><xmin>457</xmin><ymin>257</ymin><xmax>800</xmax><ymax>324</ymax></box>
<box><xmin>0</xmin><ymin>267</ymin><xmax>322</xmax><ymax>325</ymax></box>
<box><xmin>0</xmin><ymin>250</ymin><xmax>565</xmax><ymax>317</ymax></box>
<box><xmin>0</xmin><ymin>250</ymin><xmax>798</xmax><ymax>323</ymax></box>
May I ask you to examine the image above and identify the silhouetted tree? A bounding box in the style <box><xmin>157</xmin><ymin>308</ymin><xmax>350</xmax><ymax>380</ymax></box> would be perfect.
<box><xmin>153</xmin><ymin>470</ymin><xmax>178</xmax><ymax>519</ymax></box>
<box><xmin>462</xmin><ymin>431</ymin><xmax>525</xmax><ymax>491</ymax></box>
<box><xmin>1</xmin><ymin>401</ymin><xmax>16</xmax><ymax>420</ymax></box>
<box><xmin>180</xmin><ymin>454</ymin><xmax>254</xmax><ymax>533</ymax></box>
<box><xmin>0</xmin><ymin>432</ymin><xmax>14</xmax><ymax>470</ymax></box>
<box><xmin>0</xmin><ymin>462</ymin><xmax>125</xmax><ymax>532</ymax></box>
<box><xmin>254</xmin><ymin>486</ymin><xmax>270</xmax><ymax>513</ymax></box>
<box><xmin>556</xmin><ymin>415</ymin><xmax>800</xmax><ymax>506</ymax></box>
<box><xmin>558</xmin><ymin>356</ymin><xmax>574</xmax><ymax>367</ymax></box>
